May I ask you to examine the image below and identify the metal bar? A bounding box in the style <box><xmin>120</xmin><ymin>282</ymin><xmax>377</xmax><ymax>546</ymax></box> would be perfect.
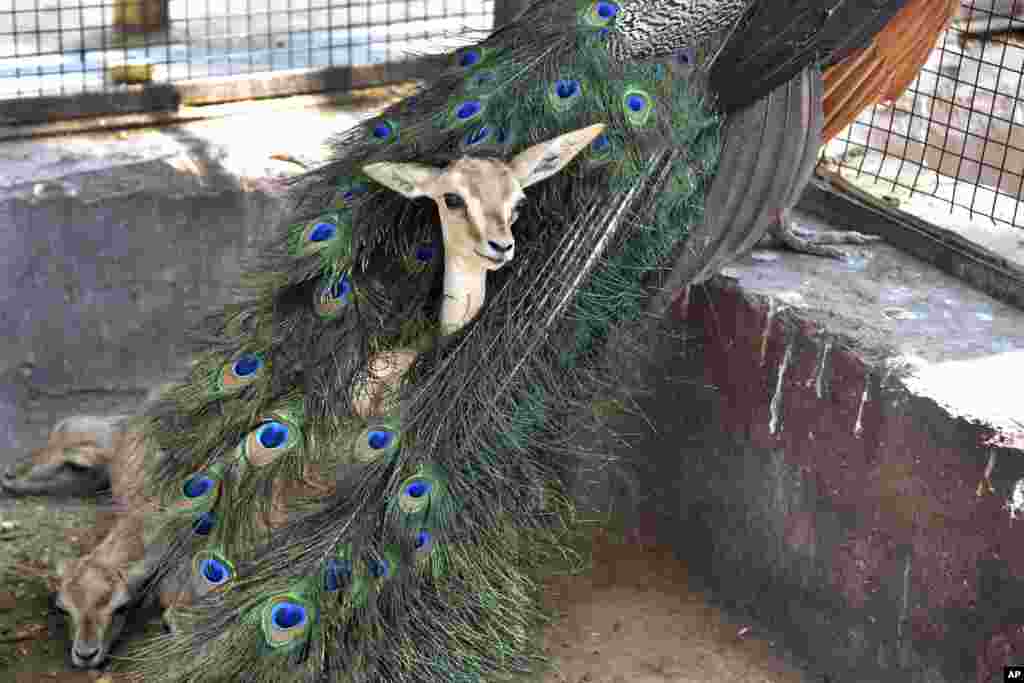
<box><xmin>2</xmin><ymin>0</ymin><xmax>493</xmax><ymax>119</ymax></box>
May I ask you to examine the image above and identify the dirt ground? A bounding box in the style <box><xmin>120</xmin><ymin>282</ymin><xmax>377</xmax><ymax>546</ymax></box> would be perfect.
<box><xmin>0</xmin><ymin>491</ymin><xmax>812</xmax><ymax>683</ymax></box>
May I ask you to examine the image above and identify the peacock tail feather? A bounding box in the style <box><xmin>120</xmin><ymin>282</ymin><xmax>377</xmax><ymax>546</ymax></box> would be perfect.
<box><xmin>130</xmin><ymin>2</ymin><xmax>724</xmax><ymax>681</ymax></box>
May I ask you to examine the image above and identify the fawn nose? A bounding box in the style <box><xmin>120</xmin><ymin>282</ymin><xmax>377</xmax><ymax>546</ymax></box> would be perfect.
<box><xmin>74</xmin><ymin>646</ymin><xmax>100</xmax><ymax>661</ymax></box>
<box><xmin>488</xmin><ymin>240</ymin><xmax>513</xmax><ymax>253</ymax></box>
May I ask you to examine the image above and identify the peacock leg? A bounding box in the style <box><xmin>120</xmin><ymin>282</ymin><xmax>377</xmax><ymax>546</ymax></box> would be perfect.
<box><xmin>761</xmin><ymin>207</ymin><xmax>882</xmax><ymax>259</ymax></box>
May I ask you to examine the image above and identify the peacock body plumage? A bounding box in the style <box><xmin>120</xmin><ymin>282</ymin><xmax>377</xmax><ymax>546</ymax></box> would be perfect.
<box><xmin>128</xmin><ymin>0</ymin><xmax>909</xmax><ymax>680</ymax></box>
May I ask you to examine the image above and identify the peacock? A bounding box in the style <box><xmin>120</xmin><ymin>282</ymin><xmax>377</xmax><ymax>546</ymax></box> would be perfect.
<box><xmin>124</xmin><ymin>1</ymin><xmax>910</xmax><ymax>680</ymax></box>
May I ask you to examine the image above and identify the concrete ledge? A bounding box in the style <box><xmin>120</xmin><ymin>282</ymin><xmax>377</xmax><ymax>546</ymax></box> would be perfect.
<box><xmin>612</xmin><ymin>216</ymin><xmax>1024</xmax><ymax>683</ymax></box>
<box><xmin>0</xmin><ymin>83</ymin><xmax>181</xmax><ymax>126</ymax></box>
<box><xmin>0</xmin><ymin>62</ymin><xmax>434</xmax><ymax>128</ymax></box>
<box><xmin>799</xmin><ymin>179</ymin><xmax>1024</xmax><ymax>313</ymax></box>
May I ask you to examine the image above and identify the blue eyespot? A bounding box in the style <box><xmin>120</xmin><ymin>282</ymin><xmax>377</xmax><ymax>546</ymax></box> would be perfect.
<box><xmin>555</xmin><ymin>79</ymin><xmax>580</xmax><ymax>99</ymax></box>
<box><xmin>308</xmin><ymin>222</ymin><xmax>336</xmax><ymax>242</ymax></box>
<box><xmin>270</xmin><ymin>602</ymin><xmax>306</xmax><ymax>629</ymax></box>
<box><xmin>193</xmin><ymin>511</ymin><xmax>216</xmax><ymax>536</ymax></box>
<box><xmin>406</xmin><ymin>480</ymin><xmax>430</xmax><ymax>498</ymax></box>
<box><xmin>257</xmin><ymin>422</ymin><xmax>289</xmax><ymax>449</ymax></box>
<box><xmin>183</xmin><ymin>475</ymin><xmax>214</xmax><ymax>499</ymax></box>
<box><xmin>367</xmin><ymin>430</ymin><xmax>394</xmax><ymax>450</ymax></box>
<box><xmin>232</xmin><ymin>354</ymin><xmax>262</xmax><ymax>377</ymax></box>
<box><xmin>455</xmin><ymin>100</ymin><xmax>482</xmax><ymax>120</ymax></box>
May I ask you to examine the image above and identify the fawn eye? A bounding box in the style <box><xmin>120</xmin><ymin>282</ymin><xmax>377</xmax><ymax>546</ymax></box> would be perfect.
<box><xmin>443</xmin><ymin>193</ymin><xmax>465</xmax><ymax>210</ymax></box>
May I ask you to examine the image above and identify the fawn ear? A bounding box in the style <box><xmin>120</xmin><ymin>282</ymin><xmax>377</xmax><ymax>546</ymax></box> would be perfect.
<box><xmin>362</xmin><ymin>162</ymin><xmax>444</xmax><ymax>199</ymax></box>
<box><xmin>509</xmin><ymin>123</ymin><xmax>607</xmax><ymax>189</ymax></box>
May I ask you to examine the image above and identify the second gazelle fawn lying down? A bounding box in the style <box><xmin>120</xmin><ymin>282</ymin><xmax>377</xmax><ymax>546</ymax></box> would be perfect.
<box><xmin>352</xmin><ymin>123</ymin><xmax>607</xmax><ymax>417</ymax></box>
<box><xmin>50</xmin><ymin>425</ymin><xmax>171</xmax><ymax>669</ymax></box>
<box><xmin>1</xmin><ymin>414</ymin><xmax>129</xmax><ymax>497</ymax></box>
<box><xmin>51</xmin><ymin>423</ymin><xmax>336</xmax><ymax>668</ymax></box>
<box><xmin>2</xmin><ymin>381</ymin><xmax>181</xmax><ymax>497</ymax></box>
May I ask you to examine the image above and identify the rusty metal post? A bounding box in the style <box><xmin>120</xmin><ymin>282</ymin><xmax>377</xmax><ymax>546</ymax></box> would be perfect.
<box><xmin>113</xmin><ymin>0</ymin><xmax>167</xmax><ymax>34</ymax></box>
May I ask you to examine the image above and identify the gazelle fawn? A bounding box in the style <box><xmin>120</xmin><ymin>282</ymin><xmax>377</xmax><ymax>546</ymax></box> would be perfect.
<box><xmin>352</xmin><ymin>123</ymin><xmax>606</xmax><ymax>417</ymax></box>
<box><xmin>51</xmin><ymin>426</ymin><xmax>164</xmax><ymax>669</ymax></box>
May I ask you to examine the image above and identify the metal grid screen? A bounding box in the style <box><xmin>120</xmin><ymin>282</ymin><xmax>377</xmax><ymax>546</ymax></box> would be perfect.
<box><xmin>0</xmin><ymin>0</ymin><xmax>494</xmax><ymax>103</ymax></box>
<box><xmin>826</xmin><ymin>0</ymin><xmax>1024</xmax><ymax>232</ymax></box>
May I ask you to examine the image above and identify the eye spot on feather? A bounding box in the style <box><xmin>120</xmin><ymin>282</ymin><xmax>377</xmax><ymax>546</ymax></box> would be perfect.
<box><xmin>398</xmin><ymin>473</ymin><xmax>436</xmax><ymax>514</ymax></box>
<box><xmin>193</xmin><ymin>511</ymin><xmax>216</xmax><ymax>536</ymax></box>
<box><xmin>455</xmin><ymin>100</ymin><xmax>483</xmax><ymax>121</ymax></box>
<box><xmin>406</xmin><ymin>480</ymin><xmax>430</xmax><ymax>498</ymax></box>
<box><xmin>261</xmin><ymin>595</ymin><xmax>314</xmax><ymax>650</ymax></box>
<box><xmin>368</xmin><ymin>430</ymin><xmax>393</xmax><ymax>450</ymax></box>
<box><xmin>368</xmin><ymin>558</ymin><xmax>391</xmax><ymax>579</ymax></box>
<box><xmin>580</xmin><ymin>0</ymin><xmax>619</xmax><ymax>29</ymax></box>
<box><xmin>199</xmin><ymin>558</ymin><xmax>232</xmax><ymax>586</ymax></box>
<box><xmin>308</xmin><ymin>222</ymin><xmax>335</xmax><ymax>242</ymax></box>
<box><xmin>622</xmin><ymin>88</ymin><xmax>655</xmax><ymax>127</ymax></box>
<box><xmin>556</xmin><ymin>80</ymin><xmax>579</xmax><ymax>99</ymax></box>
<box><xmin>371</xmin><ymin>119</ymin><xmax>398</xmax><ymax>143</ymax></box>
<box><xmin>332</xmin><ymin>275</ymin><xmax>351</xmax><ymax>299</ymax></box>
<box><xmin>353</xmin><ymin>425</ymin><xmax>401</xmax><ymax>463</ymax></box>
<box><xmin>271</xmin><ymin>602</ymin><xmax>306</xmax><ymax>629</ymax></box>
<box><xmin>596</xmin><ymin>1</ymin><xmax>617</xmax><ymax>19</ymax></box>
<box><xmin>240</xmin><ymin>415</ymin><xmax>299</xmax><ymax>467</ymax></box>
<box><xmin>183</xmin><ymin>475</ymin><xmax>214</xmax><ymax>499</ymax></box>
<box><xmin>548</xmin><ymin>79</ymin><xmax>583</xmax><ymax>113</ymax></box>
<box><xmin>257</xmin><ymin>422</ymin><xmax>289</xmax><ymax>448</ymax></box>
<box><xmin>232</xmin><ymin>354</ymin><xmax>262</xmax><ymax>377</ymax></box>
<box><xmin>414</xmin><ymin>245</ymin><xmax>436</xmax><ymax>263</ymax></box>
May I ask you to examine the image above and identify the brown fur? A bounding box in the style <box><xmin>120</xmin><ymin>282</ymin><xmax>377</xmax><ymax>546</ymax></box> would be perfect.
<box><xmin>1</xmin><ymin>415</ymin><xmax>127</xmax><ymax>497</ymax></box>
<box><xmin>54</xmin><ymin>428</ymin><xmax>156</xmax><ymax>669</ymax></box>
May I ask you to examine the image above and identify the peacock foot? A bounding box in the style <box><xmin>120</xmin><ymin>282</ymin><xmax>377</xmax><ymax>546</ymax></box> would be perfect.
<box><xmin>760</xmin><ymin>209</ymin><xmax>882</xmax><ymax>260</ymax></box>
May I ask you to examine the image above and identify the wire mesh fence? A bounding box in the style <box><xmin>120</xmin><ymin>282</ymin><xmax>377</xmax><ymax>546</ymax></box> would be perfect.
<box><xmin>2</xmin><ymin>0</ymin><xmax>1023</xmax><ymax>240</ymax></box>
<box><xmin>0</xmin><ymin>0</ymin><xmax>494</xmax><ymax>104</ymax></box>
<box><xmin>825</xmin><ymin>0</ymin><xmax>1024</xmax><ymax>233</ymax></box>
